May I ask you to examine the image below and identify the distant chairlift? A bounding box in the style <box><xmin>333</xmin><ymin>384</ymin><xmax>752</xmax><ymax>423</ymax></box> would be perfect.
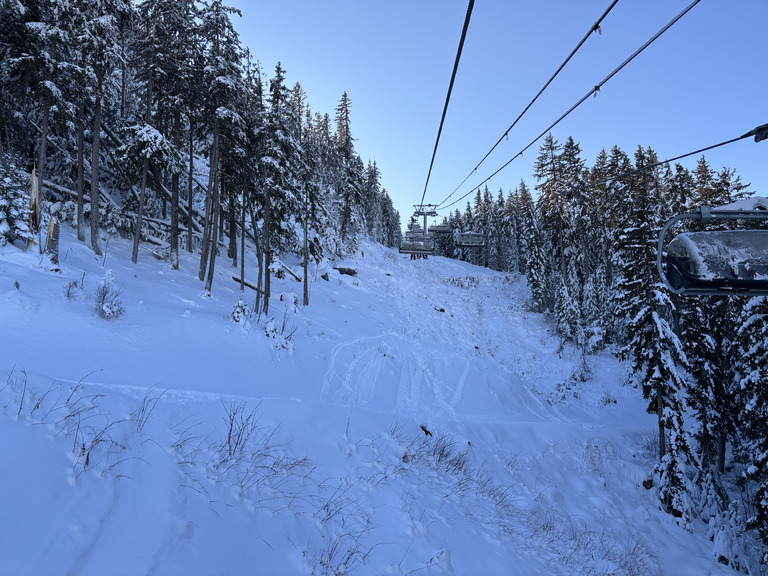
<box><xmin>657</xmin><ymin>197</ymin><xmax>768</xmax><ymax>296</ymax></box>
<box><xmin>400</xmin><ymin>205</ymin><xmax>438</xmax><ymax>258</ymax></box>
<box><xmin>455</xmin><ymin>231</ymin><xmax>487</xmax><ymax>248</ymax></box>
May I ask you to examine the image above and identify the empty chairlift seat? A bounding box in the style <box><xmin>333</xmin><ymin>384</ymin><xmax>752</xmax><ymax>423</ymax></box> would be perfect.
<box><xmin>455</xmin><ymin>231</ymin><xmax>486</xmax><ymax>247</ymax></box>
<box><xmin>399</xmin><ymin>234</ymin><xmax>435</xmax><ymax>256</ymax></box>
<box><xmin>666</xmin><ymin>229</ymin><xmax>768</xmax><ymax>293</ymax></box>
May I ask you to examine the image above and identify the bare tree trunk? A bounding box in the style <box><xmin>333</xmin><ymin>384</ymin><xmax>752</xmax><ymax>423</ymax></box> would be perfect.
<box><xmin>76</xmin><ymin>98</ymin><xmax>86</xmax><ymax>242</ymax></box>
<box><xmin>717</xmin><ymin>432</ymin><xmax>726</xmax><ymax>474</ymax></box>
<box><xmin>36</xmin><ymin>104</ymin><xmax>49</xmax><ymax>234</ymax></box>
<box><xmin>657</xmin><ymin>390</ymin><xmax>666</xmax><ymax>462</ymax></box>
<box><xmin>303</xmin><ymin>199</ymin><xmax>309</xmax><ymax>306</ymax></box>
<box><xmin>228</xmin><ymin>187</ymin><xmax>237</xmax><ymax>267</ymax></box>
<box><xmin>90</xmin><ymin>86</ymin><xmax>103</xmax><ymax>256</ymax></box>
<box><xmin>198</xmin><ymin>129</ymin><xmax>218</xmax><ymax>282</ymax></box>
<box><xmin>204</xmin><ymin>159</ymin><xmax>220</xmax><ymax>293</ymax></box>
<box><xmin>263</xmin><ymin>187</ymin><xmax>271</xmax><ymax>315</ymax></box>
<box><xmin>170</xmin><ymin>111</ymin><xmax>181</xmax><ymax>270</ymax></box>
<box><xmin>250</xmin><ymin>206</ymin><xmax>263</xmax><ymax>313</ymax></box>
<box><xmin>131</xmin><ymin>157</ymin><xmax>148</xmax><ymax>263</ymax></box>
<box><xmin>239</xmin><ymin>192</ymin><xmax>246</xmax><ymax>292</ymax></box>
<box><xmin>131</xmin><ymin>71</ymin><xmax>153</xmax><ymax>264</ymax></box>
<box><xmin>187</xmin><ymin>115</ymin><xmax>194</xmax><ymax>253</ymax></box>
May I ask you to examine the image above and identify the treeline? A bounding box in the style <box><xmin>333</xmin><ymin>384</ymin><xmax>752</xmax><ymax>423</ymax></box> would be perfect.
<box><xmin>0</xmin><ymin>0</ymin><xmax>401</xmax><ymax>310</ymax></box>
<box><xmin>437</xmin><ymin>134</ymin><xmax>768</xmax><ymax>566</ymax></box>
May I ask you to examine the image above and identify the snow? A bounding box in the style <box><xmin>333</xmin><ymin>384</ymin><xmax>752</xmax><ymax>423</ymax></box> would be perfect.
<box><xmin>0</xmin><ymin>225</ymin><xmax>740</xmax><ymax>575</ymax></box>
<box><xmin>718</xmin><ymin>196</ymin><xmax>768</xmax><ymax>212</ymax></box>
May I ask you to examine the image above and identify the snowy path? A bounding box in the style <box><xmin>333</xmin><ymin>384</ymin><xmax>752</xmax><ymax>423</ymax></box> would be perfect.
<box><xmin>0</xmin><ymin>229</ymin><xmax>740</xmax><ymax>575</ymax></box>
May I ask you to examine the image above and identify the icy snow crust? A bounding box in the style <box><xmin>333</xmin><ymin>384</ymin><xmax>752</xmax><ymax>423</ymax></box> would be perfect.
<box><xmin>1</xmin><ymin>226</ymin><xmax>734</xmax><ymax>575</ymax></box>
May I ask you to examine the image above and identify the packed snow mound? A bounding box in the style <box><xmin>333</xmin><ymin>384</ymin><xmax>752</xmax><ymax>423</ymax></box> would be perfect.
<box><xmin>0</xmin><ymin>226</ymin><xmax>736</xmax><ymax>575</ymax></box>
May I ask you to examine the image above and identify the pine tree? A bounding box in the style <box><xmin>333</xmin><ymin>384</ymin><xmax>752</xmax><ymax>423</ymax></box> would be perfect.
<box><xmin>0</xmin><ymin>154</ymin><xmax>33</xmax><ymax>246</ymax></box>
<box><xmin>734</xmin><ymin>296</ymin><xmax>768</xmax><ymax>552</ymax></box>
<box><xmin>80</xmin><ymin>0</ymin><xmax>134</xmax><ymax>255</ymax></box>
<box><xmin>259</xmin><ymin>63</ymin><xmax>301</xmax><ymax>311</ymax></box>
<box><xmin>616</xmin><ymin>146</ymin><xmax>693</xmax><ymax>521</ymax></box>
<box><xmin>197</xmin><ymin>0</ymin><xmax>244</xmax><ymax>292</ymax></box>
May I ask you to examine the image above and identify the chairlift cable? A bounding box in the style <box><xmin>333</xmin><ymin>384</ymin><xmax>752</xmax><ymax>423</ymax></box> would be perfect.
<box><xmin>440</xmin><ymin>0</ymin><xmax>701</xmax><ymax>211</ymax></box>
<box><xmin>437</xmin><ymin>0</ymin><xmax>620</xmax><ymax>209</ymax></box>
<box><xmin>590</xmin><ymin>122</ymin><xmax>768</xmax><ymax>189</ymax></box>
<box><xmin>418</xmin><ymin>0</ymin><xmax>475</xmax><ymax>211</ymax></box>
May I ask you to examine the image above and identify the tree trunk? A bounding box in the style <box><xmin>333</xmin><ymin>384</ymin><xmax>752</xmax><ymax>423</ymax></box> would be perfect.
<box><xmin>657</xmin><ymin>390</ymin><xmax>666</xmax><ymax>462</ymax></box>
<box><xmin>264</xmin><ymin>187</ymin><xmax>271</xmax><ymax>315</ymax></box>
<box><xmin>132</xmin><ymin>72</ymin><xmax>153</xmax><ymax>264</ymax></box>
<box><xmin>204</xmin><ymin>158</ymin><xmax>220</xmax><ymax>293</ymax></box>
<box><xmin>716</xmin><ymin>432</ymin><xmax>726</xmax><ymax>474</ymax></box>
<box><xmin>303</xmin><ymin>200</ymin><xmax>309</xmax><ymax>306</ymax></box>
<box><xmin>131</xmin><ymin>158</ymin><xmax>148</xmax><ymax>263</ymax></box>
<box><xmin>228</xmin><ymin>187</ymin><xmax>238</xmax><ymax>267</ymax></box>
<box><xmin>239</xmin><ymin>192</ymin><xmax>246</xmax><ymax>292</ymax></box>
<box><xmin>170</xmin><ymin>111</ymin><xmax>181</xmax><ymax>270</ymax></box>
<box><xmin>198</xmin><ymin>129</ymin><xmax>218</xmax><ymax>282</ymax></box>
<box><xmin>36</xmin><ymin>103</ymin><xmax>49</xmax><ymax>235</ymax></box>
<box><xmin>250</xmin><ymin>205</ymin><xmax>263</xmax><ymax>314</ymax></box>
<box><xmin>187</xmin><ymin>115</ymin><xmax>194</xmax><ymax>253</ymax></box>
<box><xmin>76</xmin><ymin>98</ymin><xmax>86</xmax><ymax>242</ymax></box>
<box><xmin>90</xmin><ymin>87</ymin><xmax>103</xmax><ymax>256</ymax></box>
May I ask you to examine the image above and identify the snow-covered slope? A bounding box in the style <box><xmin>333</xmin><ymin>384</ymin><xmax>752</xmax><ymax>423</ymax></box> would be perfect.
<box><xmin>0</xmin><ymin>227</ymin><xmax>737</xmax><ymax>575</ymax></box>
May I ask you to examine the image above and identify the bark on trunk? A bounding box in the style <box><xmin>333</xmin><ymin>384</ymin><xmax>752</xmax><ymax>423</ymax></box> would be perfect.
<box><xmin>187</xmin><ymin>115</ymin><xmax>194</xmax><ymax>253</ymax></box>
<box><xmin>170</xmin><ymin>111</ymin><xmax>181</xmax><ymax>270</ymax></box>
<box><xmin>90</xmin><ymin>88</ymin><xmax>103</xmax><ymax>256</ymax></box>
<box><xmin>657</xmin><ymin>390</ymin><xmax>666</xmax><ymax>462</ymax></box>
<box><xmin>263</xmin><ymin>187</ymin><xmax>271</xmax><ymax>315</ymax></box>
<box><xmin>204</xmin><ymin>160</ymin><xmax>220</xmax><ymax>293</ymax></box>
<box><xmin>76</xmin><ymin>98</ymin><xmax>86</xmax><ymax>242</ymax></box>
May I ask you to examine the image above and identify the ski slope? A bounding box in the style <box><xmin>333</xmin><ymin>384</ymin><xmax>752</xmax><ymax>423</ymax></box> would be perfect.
<box><xmin>0</xmin><ymin>226</ymin><xmax>738</xmax><ymax>575</ymax></box>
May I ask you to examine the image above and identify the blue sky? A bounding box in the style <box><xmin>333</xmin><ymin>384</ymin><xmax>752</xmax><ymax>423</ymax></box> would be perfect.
<box><xmin>229</xmin><ymin>0</ymin><xmax>767</xmax><ymax>225</ymax></box>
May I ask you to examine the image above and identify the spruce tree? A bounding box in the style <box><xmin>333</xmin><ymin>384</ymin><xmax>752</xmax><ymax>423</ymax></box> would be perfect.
<box><xmin>616</xmin><ymin>146</ymin><xmax>693</xmax><ymax>522</ymax></box>
<box><xmin>0</xmin><ymin>154</ymin><xmax>33</xmax><ymax>246</ymax></box>
<box><xmin>735</xmin><ymin>296</ymin><xmax>768</xmax><ymax>552</ymax></box>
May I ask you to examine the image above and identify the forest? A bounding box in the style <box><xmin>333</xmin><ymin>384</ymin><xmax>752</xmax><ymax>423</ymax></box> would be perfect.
<box><xmin>435</xmin><ymin>133</ymin><xmax>768</xmax><ymax>566</ymax></box>
<box><xmin>1</xmin><ymin>0</ymin><xmax>767</xmax><ymax>568</ymax></box>
<box><xmin>0</xmin><ymin>0</ymin><xmax>402</xmax><ymax>312</ymax></box>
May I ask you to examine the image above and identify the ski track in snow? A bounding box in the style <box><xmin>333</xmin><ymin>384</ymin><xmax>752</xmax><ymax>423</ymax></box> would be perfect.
<box><xmin>0</xmin><ymin>227</ymin><xmax>745</xmax><ymax>575</ymax></box>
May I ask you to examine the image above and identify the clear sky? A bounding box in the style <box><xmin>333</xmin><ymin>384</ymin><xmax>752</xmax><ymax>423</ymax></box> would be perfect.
<box><xmin>228</xmin><ymin>0</ymin><xmax>767</xmax><ymax>226</ymax></box>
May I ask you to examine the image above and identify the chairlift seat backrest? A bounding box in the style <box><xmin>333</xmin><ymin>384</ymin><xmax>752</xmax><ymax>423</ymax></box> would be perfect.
<box><xmin>666</xmin><ymin>230</ymin><xmax>768</xmax><ymax>292</ymax></box>
<box><xmin>455</xmin><ymin>232</ymin><xmax>486</xmax><ymax>247</ymax></box>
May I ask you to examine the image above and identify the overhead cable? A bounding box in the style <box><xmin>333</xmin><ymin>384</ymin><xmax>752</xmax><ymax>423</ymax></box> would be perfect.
<box><xmin>418</xmin><ymin>0</ymin><xmax>475</xmax><ymax>211</ymax></box>
<box><xmin>438</xmin><ymin>0</ymin><xmax>620</xmax><ymax>209</ymax></box>
<box><xmin>591</xmin><ymin>122</ymin><xmax>768</xmax><ymax>189</ymax></box>
<box><xmin>441</xmin><ymin>0</ymin><xmax>701</xmax><ymax>211</ymax></box>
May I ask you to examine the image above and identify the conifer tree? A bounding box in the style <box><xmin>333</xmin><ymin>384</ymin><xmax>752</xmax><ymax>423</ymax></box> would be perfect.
<box><xmin>616</xmin><ymin>146</ymin><xmax>693</xmax><ymax>521</ymax></box>
<box><xmin>735</xmin><ymin>296</ymin><xmax>768</xmax><ymax>552</ymax></box>
<box><xmin>0</xmin><ymin>154</ymin><xmax>33</xmax><ymax>246</ymax></box>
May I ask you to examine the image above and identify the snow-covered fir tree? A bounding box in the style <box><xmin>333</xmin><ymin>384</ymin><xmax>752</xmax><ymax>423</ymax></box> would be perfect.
<box><xmin>0</xmin><ymin>154</ymin><xmax>33</xmax><ymax>246</ymax></box>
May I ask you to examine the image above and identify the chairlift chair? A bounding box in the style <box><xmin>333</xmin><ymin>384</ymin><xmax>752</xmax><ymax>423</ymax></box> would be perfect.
<box><xmin>455</xmin><ymin>231</ymin><xmax>487</xmax><ymax>248</ymax></box>
<box><xmin>657</xmin><ymin>197</ymin><xmax>768</xmax><ymax>296</ymax></box>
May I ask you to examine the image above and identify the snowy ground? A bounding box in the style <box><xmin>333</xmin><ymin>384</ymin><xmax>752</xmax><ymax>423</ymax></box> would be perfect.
<box><xmin>0</xmin><ymin>226</ymin><xmax>739</xmax><ymax>575</ymax></box>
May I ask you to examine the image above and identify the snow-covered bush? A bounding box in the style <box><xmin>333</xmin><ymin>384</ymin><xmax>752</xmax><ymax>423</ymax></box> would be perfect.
<box><xmin>94</xmin><ymin>270</ymin><xmax>124</xmax><ymax>319</ymax></box>
<box><xmin>0</xmin><ymin>153</ymin><xmax>32</xmax><ymax>246</ymax></box>
<box><xmin>231</xmin><ymin>298</ymin><xmax>250</xmax><ymax>324</ymax></box>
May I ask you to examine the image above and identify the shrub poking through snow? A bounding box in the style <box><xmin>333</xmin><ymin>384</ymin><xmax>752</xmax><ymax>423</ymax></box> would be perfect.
<box><xmin>94</xmin><ymin>270</ymin><xmax>124</xmax><ymax>319</ymax></box>
<box><xmin>231</xmin><ymin>298</ymin><xmax>250</xmax><ymax>324</ymax></box>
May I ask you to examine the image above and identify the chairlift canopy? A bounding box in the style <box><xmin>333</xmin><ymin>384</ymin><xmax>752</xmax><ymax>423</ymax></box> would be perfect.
<box><xmin>657</xmin><ymin>200</ymin><xmax>768</xmax><ymax>295</ymax></box>
<box><xmin>665</xmin><ymin>230</ymin><xmax>768</xmax><ymax>294</ymax></box>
